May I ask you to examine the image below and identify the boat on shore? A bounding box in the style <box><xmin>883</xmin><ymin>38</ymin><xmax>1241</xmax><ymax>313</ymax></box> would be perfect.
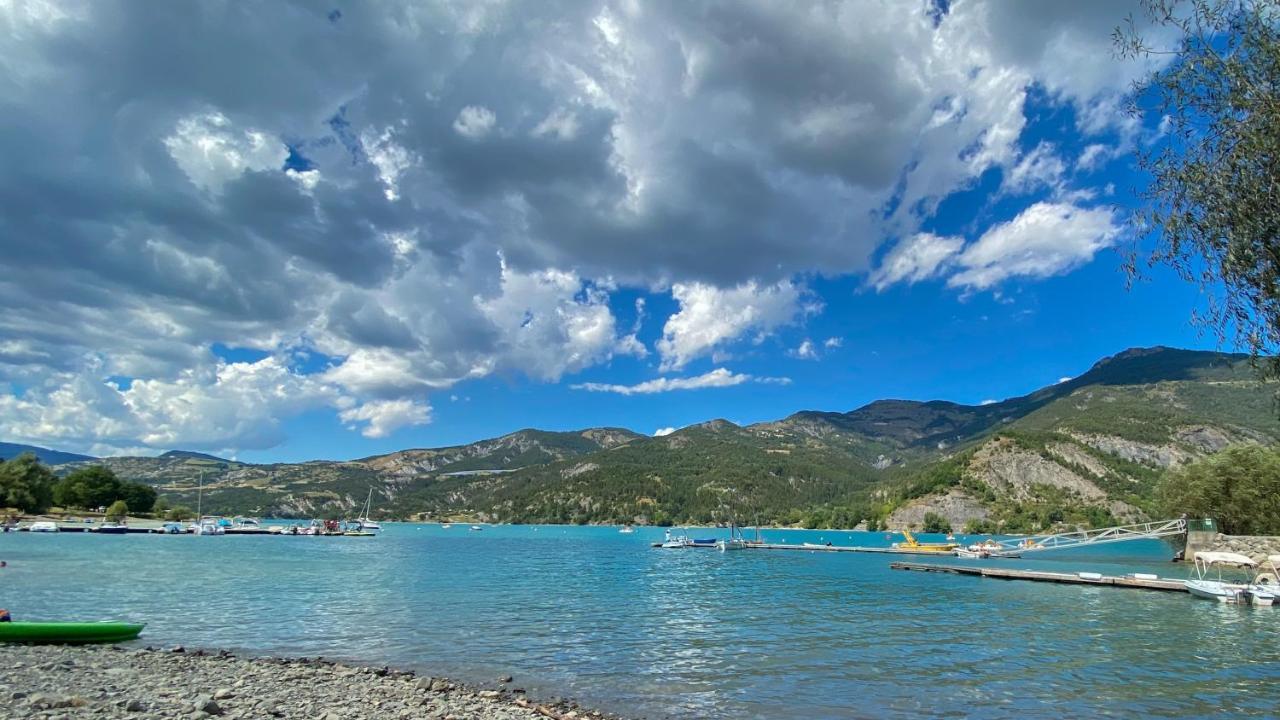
<box><xmin>0</xmin><ymin>621</ymin><xmax>145</xmax><ymax>645</ymax></box>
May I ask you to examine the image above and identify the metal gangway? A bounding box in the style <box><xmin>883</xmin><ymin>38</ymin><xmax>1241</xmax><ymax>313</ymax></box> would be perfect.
<box><xmin>984</xmin><ymin>518</ymin><xmax>1187</xmax><ymax>558</ymax></box>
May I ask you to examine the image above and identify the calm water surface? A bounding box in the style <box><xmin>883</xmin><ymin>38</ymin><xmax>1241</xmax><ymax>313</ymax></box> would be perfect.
<box><xmin>5</xmin><ymin>525</ymin><xmax>1278</xmax><ymax>718</ymax></box>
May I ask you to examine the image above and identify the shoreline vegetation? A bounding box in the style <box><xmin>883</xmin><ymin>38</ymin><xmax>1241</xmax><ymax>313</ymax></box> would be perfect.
<box><xmin>5</xmin><ymin>644</ymin><xmax>627</xmax><ymax>720</ymax></box>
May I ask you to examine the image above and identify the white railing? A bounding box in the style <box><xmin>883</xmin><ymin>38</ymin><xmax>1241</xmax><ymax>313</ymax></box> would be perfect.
<box><xmin>986</xmin><ymin>518</ymin><xmax>1187</xmax><ymax>557</ymax></box>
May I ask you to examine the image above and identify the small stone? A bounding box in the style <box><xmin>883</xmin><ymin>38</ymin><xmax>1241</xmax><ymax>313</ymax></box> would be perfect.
<box><xmin>193</xmin><ymin>696</ymin><xmax>223</xmax><ymax>715</ymax></box>
<box><xmin>429</xmin><ymin>679</ymin><xmax>450</xmax><ymax>692</ymax></box>
<box><xmin>477</xmin><ymin>690</ymin><xmax>500</xmax><ymax>699</ymax></box>
<box><xmin>10</xmin><ymin>691</ymin><xmax>27</xmax><ymax>700</ymax></box>
<box><xmin>125</xmin><ymin>699</ymin><xmax>147</xmax><ymax>712</ymax></box>
<box><xmin>499</xmin><ymin>675</ymin><xmax>513</xmax><ymax>684</ymax></box>
<box><xmin>417</xmin><ymin>677</ymin><xmax>436</xmax><ymax>692</ymax></box>
<box><xmin>213</xmin><ymin>688</ymin><xmax>234</xmax><ymax>700</ymax></box>
<box><xmin>171</xmin><ymin>645</ymin><xmax>185</xmax><ymax>653</ymax></box>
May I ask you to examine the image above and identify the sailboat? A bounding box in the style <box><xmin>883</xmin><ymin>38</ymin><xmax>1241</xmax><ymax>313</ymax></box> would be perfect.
<box><xmin>190</xmin><ymin>472</ymin><xmax>223</xmax><ymax>536</ymax></box>
<box><xmin>353</xmin><ymin>488</ymin><xmax>382</xmax><ymax>532</ymax></box>
<box><xmin>716</xmin><ymin>520</ymin><xmax>748</xmax><ymax>552</ymax></box>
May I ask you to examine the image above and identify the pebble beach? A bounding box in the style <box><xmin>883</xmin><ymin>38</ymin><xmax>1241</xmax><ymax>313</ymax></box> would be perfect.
<box><xmin>4</xmin><ymin>644</ymin><xmax>623</xmax><ymax>720</ymax></box>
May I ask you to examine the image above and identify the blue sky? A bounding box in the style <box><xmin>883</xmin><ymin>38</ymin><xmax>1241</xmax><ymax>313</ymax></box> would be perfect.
<box><xmin>0</xmin><ymin>1</ymin><xmax>1219</xmax><ymax>462</ymax></box>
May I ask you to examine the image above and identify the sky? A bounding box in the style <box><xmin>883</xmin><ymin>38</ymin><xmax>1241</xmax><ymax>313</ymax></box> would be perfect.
<box><xmin>0</xmin><ymin>0</ymin><xmax>1220</xmax><ymax>462</ymax></box>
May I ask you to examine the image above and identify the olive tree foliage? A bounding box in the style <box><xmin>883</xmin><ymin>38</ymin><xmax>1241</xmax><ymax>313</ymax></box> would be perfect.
<box><xmin>1157</xmin><ymin>444</ymin><xmax>1280</xmax><ymax>533</ymax></box>
<box><xmin>1117</xmin><ymin>0</ymin><xmax>1280</xmax><ymax>376</ymax></box>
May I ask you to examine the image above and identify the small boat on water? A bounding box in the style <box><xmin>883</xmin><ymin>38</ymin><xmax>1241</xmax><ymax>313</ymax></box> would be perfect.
<box><xmin>157</xmin><ymin>522</ymin><xmax>185</xmax><ymax>534</ymax></box>
<box><xmin>957</xmin><ymin>539</ymin><xmax>1005</xmax><ymax>558</ymax></box>
<box><xmin>352</xmin><ymin>488</ymin><xmax>382</xmax><ymax>532</ymax></box>
<box><xmin>470</xmin><ymin>525</ymin><xmax>483</xmax><ymax>531</ymax></box>
<box><xmin>0</xmin><ymin>621</ymin><xmax>144</xmax><ymax>645</ymax></box>
<box><xmin>233</xmin><ymin>517</ymin><xmax>262</xmax><ymax>529</ymax></box>
<box><xmin>441</xmin><ymin>523</ymin><xmax>453</xmax><ymax>529</ymax></box>
<box><xmin>1186</xmin><ymin>552</ymin><xmax>1257</xmax><ymax>604</ymax></box>
<box><xmin>716</xmin><ymin>521</ymin><xmax>748</xmax><ymax>552</ymax></box>
<box><xmin>892</xmin><ymin>529</ymin><xmax>959</xmax><ymax>553</ymax></box>
<box><xmin>619</xmin><ymin>525</ymin><xmax>635</xmax><ymax>534</ymax></box>
<box><xmin>95</xmin><ymin>523</ymin><xmax>128</xmax><ymax>535</ymax></box>
<box><xmin>28</xmin><ymin>521</ymin><xmax>59</xmax><ymax>533</ymax></box>
<box><xmin>659</xmin><ymin>529</ymin><xmax>689</xmax><ymax>548</ymax></box>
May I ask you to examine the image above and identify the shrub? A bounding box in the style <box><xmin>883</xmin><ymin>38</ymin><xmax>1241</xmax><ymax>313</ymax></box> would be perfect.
<box><xmin>105</xmin><ymin>499</ymin><xmax>128</xmax><ymax>521</ymax></box>
<box><xmin>922</xmin><ymin>512</ymin><xmax>952</xmax><ymax>534</ymax></box>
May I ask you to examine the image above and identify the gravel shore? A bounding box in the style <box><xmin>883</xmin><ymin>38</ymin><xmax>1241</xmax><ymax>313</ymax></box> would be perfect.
<box><xmin>3</xmin><ymin>644</ymin><xmax>626</xmax><ymax>720</ymax></box>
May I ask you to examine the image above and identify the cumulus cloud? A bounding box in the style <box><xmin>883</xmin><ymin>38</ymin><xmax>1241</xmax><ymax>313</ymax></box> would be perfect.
<box><xmin>0</xmin><ymin>0</ymin><xmax>1166</xmax><ymax>454</ymax></box>
<box><xmin>571</xmin><ymin>368</ymin><xmax>787</xmax><ymax>395</ymax></box>
<box><xmin>658</xmin><ymin>281</ymin><xmax>816</xmax><ymax>371</ymax></box>
<box><xmin>947</xmin><ymin>202</ymin><xmax>1121</xmax><ymax>290</ymax></box>
<box><xmin>653</xmin><ymin>427</ymin><xmax>676</xmax><ymax>437</ymax></box>
<box><xmin>823</xmin><ymin>337</ymin><xmax>843</xmax><ymax>349</ymax></box>
<box><xmin>790</xmin><ymin>339</ymin><xmax>818</xmax><ymax>360</ymax></box>
<box><xmin>870</xmin><ymin>233</ymin><xmax>965</xmax><ymax>291</ymax></box>
<box><xmin>453</xmin><ymin>105</ymin><xmax>497</xmax><ymax>139</ymax></box>
<box><xmin>339</xmin><ymin>398</ymin><xmax>432</xmax><ymax>439</ymax></box>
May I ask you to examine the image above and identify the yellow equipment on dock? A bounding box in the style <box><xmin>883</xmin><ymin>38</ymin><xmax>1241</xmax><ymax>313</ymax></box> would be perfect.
<box><xmin>892</xmin><ymin>529</ymin><xmax>959</xmax><ymax>553</ymax></box>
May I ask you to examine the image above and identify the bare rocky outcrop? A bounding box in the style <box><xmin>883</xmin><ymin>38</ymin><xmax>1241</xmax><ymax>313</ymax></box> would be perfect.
<box><xmin>1173</xmin><ymin>425</ymin><xmax>1235</xmax><ymax>454</ymax></box>
<box><xmin>972</xmin><ymin>441</ymin><xmax>1108</xmax><ymax>501</ymax></box>
<box><xmin>885</xmin><ymin>488</ymin><xmax>989</xmax><ymax>531</ymax></box>
<box><xmin>1046</xmin><ymin>442</ymin><xmax>1110</xmax><ymax>479</ymax></box>
<box><xmin>1069</xmin><ymin>433</ymin><xmax>1195</xmax><ymax>469</ymax></box>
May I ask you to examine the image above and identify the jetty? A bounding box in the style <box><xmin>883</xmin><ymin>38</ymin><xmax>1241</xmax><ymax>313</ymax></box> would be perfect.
<box><xmin>890</xmin><ymin>561</ymin><xmax>1188</xmax><ymax>592</ymax></box>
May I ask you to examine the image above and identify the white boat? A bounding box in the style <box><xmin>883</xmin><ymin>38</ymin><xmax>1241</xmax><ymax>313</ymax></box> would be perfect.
<box><xmin>233</xmin><ymin>517</ymin><xmax>262</xmax><ymax>529</ymax></box>
<box><xmin>716</xmin><ymin>539</ymin><xmax>747</xmax><ymax>552</ymax></box>
<box><xmin>191</xmin><ymin>518</ymin><xmax>225</xmax><ymax>536</ymax></box>
<box><xmin>1185</xmin><ymin>551</ymin><xmax>1255</xmax><ymax>604</ymax></box>
<box><xmin>441</xmin><ymin>523</ymin><xmax>453</xmax><ymax>529</ymax></box>
<box><xmin>659</xmin><ymin>529</ymin><xmax>688</xmax><ymax>548</ymax></box>
<box><xmin>470</xmin><ymin>525</ymin><xmax>483</xmax><ymax>531</ymax></box>
<box><xmin>1246</xmin><ymin>555</ymin><xmax>1280</xmax><ymax>607</ymax></box>
<box><xmin>353</xmin><ymin>488</ymin><xmax>382</xmax><ymax>531</ymax></box>
<box><xmin>619</xmin><ymin>525</ymin><xmax>635</xmax><ymax>534</ymax></box>
<box><xmin>28</xmin><ymin>521</ymin><xmax>59</xmax><ymax>533</ymax></box>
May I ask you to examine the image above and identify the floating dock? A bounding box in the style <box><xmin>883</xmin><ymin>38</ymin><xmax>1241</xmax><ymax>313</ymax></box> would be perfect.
<box><xmin>652</xmin><ymin>541</ymin><xmax>963</xmax><ymax>557</ymax></box>
<box><xmin>890</xmin><ymin>561</ymin><xmax>1188</xmax><ymax>592</ymax></box>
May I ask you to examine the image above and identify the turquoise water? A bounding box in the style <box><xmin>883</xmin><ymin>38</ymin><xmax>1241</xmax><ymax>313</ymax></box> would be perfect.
<box><xmin>5</xmin><ymin>524</ymin><xmax>1278</xmax><ymax>718</ymax></box>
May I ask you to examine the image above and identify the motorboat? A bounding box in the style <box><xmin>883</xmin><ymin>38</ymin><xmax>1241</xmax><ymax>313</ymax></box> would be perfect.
<box><xmin>96</xmin><ymin>523</ymin><xmax>128</xmax><ymax>535</ymax></box>
<box><xmin>957</xmin><ymin>539</ymin><xmax>1005</xmax><ymax>558</ymax></box>
<box><xmin>28</xmin><ymin>521</ymin><xmax>59</xmax><ymax>533</ymax></box>
<box><xmin>1246</xmin><ymin>555</ymin><xmax>1280</xmax><ymax>606</ymax></box>
<box><xmin>1185</xmin><ymin>551</ymin><xmax>1255</xmax><ymax>604</ymax></box>
<box><xmin>892</xmin><ymin>529</ymin><xmax>959</xmax><ymax>553</ymax></box>
<box><xmin>157</xmin><ymin>522</ymin><xmax>185</xmax><ymax>534</ymax></box>
<box><xmin>233</xmin><ymin>517</ymin><xmax>262</xmax><ymax>529</ymax></box>
<box><xmin>191</xmin><ymin>517</ymin><xmax>226</xmax><ymax>536</ymax></box>
<box><xmin>716</xmin><ymin>538</ymin><xmax>748</xmax><ymax>552</ymax></box>
<box><xmin>619</xmin><ymin>525</ymin><xmax>635</xmax><ymax>534</ymax></box>
<box><xmin>659</xmin><ymin>529</ymin><xmax>689</xmax><ymax>548</ymax></box>
<box><xmin>470</xmin><ymin>525</ymin><xmax>483</xmax><ymax>531</ymax></box>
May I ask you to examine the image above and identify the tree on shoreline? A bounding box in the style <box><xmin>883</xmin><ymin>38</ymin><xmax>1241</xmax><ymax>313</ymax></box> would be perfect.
<box><xmin>0</xmin><ymin>453</ymin><xmax>55</xmax><ymax>513</ymax></box>
<box><xmin>1118</xmin><ymin>0</ymin><xmax>1280</xmax><ymax>379</ymax></box>
<box><xmin>1157</xmin><ymin>444</ymin><xmax>1280</xmax><ymax>534</ymax></box>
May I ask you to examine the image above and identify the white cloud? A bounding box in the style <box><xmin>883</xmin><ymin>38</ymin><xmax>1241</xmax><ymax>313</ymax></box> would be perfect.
<box><xmin>1001</xmin><ymin>141</ymin><xmax>1066</xmax><ymax>196</ymax></box>
<box><xmin>1057</xmin><ymin>376</ymin><xmax>1073</xmax><ymax>384</ymax></box>
<box><xmin>164</xmin><ymin>112</ymin><xmax>287</xmax><ymax>194</ymax></box>
<box><xmin>658</xmin><ymin>281</ymin><xmax>815</xmax><ymax>371</ymax></box>
<box><xmin>453</xmin><ymin>105</ymin><xmax>496</xmax><ymax>139</ymax></box>
<box><xmin>869</xmin><ymin>233</ymin><xmax>965</xmax><ymax>291</ymax></box>
<box><xmin>571</xmin><ymin>367</ymin><xmax>787</xmax><ymax>395</ymax></box>
<box><xmin>360</xmin><ymin>126</ymin><xmax>417</xmax><ymax>201</ymax></box>
<box><xmin>1076</xmin><ymin>143</ymin><xmax>1112</xmax><ymax>171</ymax></box>
<box><xmin>948</xmin><ymin>202</ymin><xmax>1121</xmax><ymax>290</ymax></box>
<box><xmin>653</xmin><ymin>427</ymin><xmax>676</xmax><ymax>437</ymax></box>
<box><xmin>823</xmin><ymin>337</ymin><xmax>843</xmax><ymax>349</ymax></box>
<box><xmin>0</xmin><ymin>357</ymin><xmax>337</xmax><ymax>455</ymax></box>
<box><xmin>790</xmin><ymin>339</ymin><xmax>818</xmax><ymax>360</ymax></box>
<box><xmin>339</xmin><ymin>398</ymin><xmax>431</xmax><ymax>439</ymax></box>
<box><xmin>979</xmin><ymin>399</ymin><xmax>998</xmax><ymax>406</ymax></box>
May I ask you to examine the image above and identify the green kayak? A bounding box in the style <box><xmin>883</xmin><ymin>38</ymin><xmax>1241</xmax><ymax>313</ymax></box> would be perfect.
<box><xmin>0</xmin><ymin>621</ymin><xmax>144</xmax><ymax>644</ymax></box>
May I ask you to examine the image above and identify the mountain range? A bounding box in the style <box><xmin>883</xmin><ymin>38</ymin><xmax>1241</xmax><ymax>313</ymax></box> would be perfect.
<box><xmin>19</xmin><ymin>346</ymin><xmax>1280</xmax><ymax>531</ymax></box>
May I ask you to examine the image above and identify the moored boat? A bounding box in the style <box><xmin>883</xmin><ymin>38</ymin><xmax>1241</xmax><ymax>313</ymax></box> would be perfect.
<box><xmin>0</xmin><ymin>621</ymin><xmax>145</xmax><ymax>645</ymax></box>
<box><xmin>95</xmin><ymin>523</ymin><xmax>128</xmax><ymax>535</ymax></box>
<box><xmin>619</xmin><ymin>525</ymin><xmax>635</xmax><ymax>534</ymax></box>
<box><xmin>1185</xmin><ymin>552</ymin><xmax>1255</xmax><ymax>604</ymax></box>
<box><xmin>27</xmin><ymin>521</ymin><xmax>59</xmax><ymax>533</ymax></box>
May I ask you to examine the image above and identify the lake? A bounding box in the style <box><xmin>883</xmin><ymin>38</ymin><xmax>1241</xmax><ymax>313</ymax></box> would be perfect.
<box><xmin>5</xmin><ymin>524</ymin><xmax>1278</xmax><ymax>718</ymax></box>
